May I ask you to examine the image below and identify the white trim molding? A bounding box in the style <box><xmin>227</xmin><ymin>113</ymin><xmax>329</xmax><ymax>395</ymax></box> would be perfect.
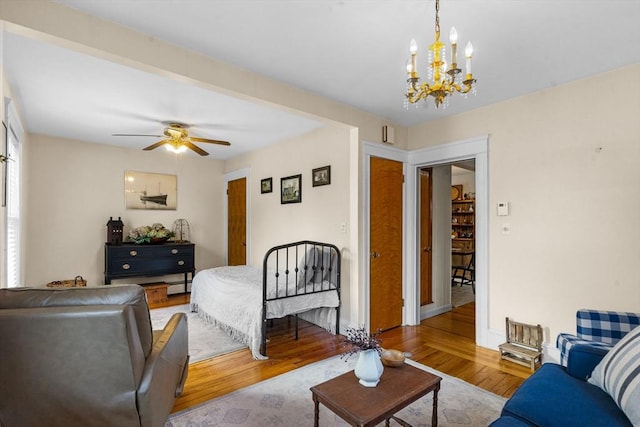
<box><xmin>407</xmin><ymin>135</ymin><xmax>490</xmax><ymax>347</ymax></box>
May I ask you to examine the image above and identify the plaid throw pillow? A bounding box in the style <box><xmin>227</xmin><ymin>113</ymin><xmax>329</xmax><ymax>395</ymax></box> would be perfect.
<box><xmin>588</xmin><ymin>325</ymin><xmax>640</xmax><ymax>425</ymax></box>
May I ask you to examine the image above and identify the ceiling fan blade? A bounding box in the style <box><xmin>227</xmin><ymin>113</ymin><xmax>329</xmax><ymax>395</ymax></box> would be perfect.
<box><xmin>184</xmin><ymin>142</ymin><xmax>210</xmax><ymax>156</ymax></box>
<box><xmin>113</xmin><ymin>133</ymin><xmax>163</xmax><ymax>137</ymax></box>
<box><xmin>190</xmin><ymin>136</ymin><xmax>231</xmax><ymax>146</ymax></box>
<box><xmin>143</xmin><ymin>140</ymin><xmax>170</xmax><ymax>151</ymax></box>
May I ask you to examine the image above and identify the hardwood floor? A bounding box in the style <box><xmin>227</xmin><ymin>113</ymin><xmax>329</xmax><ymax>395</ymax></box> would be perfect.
<box><xmin>153</xmin><ymin>295</ymin><xmax>531</xmax><ymax>413</ymax></box>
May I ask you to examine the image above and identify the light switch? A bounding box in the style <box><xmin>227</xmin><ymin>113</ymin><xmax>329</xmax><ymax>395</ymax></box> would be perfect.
<box><xmin>502</xmin><ymin>223</ymin><xmax>511</xmax><ymax>235</ymax></box>
<box><xmin>497</xmin><ymin>202</ymin><xmax>509</xmax><ymax>216</ymax></box>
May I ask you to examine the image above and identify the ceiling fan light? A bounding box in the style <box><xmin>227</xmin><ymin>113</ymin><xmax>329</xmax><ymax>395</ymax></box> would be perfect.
<box><xmin>166</xmin><ymin>144</ymin><xmax>187</xmax><ymax>154</ymax></box>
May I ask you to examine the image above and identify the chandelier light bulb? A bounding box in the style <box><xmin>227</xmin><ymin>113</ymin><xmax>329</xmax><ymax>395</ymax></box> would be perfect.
<box><xmin>410</xmin><ymin>38</ymin><xmax>418</xmax><ymax>54</ymax></box>
<box><xmin>465</xmin><ymin>41</ymin><xmax>474</xmax><ymax>58</ymax></box>
<box><xmin>449</xmin><ymin>27</ymin><xmax>458</xmax><ymax>44</ymax></box>
<box><xmin>465</xmin><ymin>41</ymin><xmax>474</xmax><ymax>77</ymax></box>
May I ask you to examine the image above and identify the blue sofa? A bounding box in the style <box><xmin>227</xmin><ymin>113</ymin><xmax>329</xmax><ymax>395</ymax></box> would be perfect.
<box><xmin>490</xmin><ymin>359</ymin><xmax>632</xmax><ymax>426</ymax></box>
<box><xmin>490</xmin><ymin>310</ymin><xmax>640</xmax><ymax>427</ymax></box>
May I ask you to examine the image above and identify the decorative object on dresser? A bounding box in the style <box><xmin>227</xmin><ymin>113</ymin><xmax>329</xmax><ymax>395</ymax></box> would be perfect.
<box><xmin>172</xmin><ymin>218</ymin><xmax>191</xmax><ymax>243</ymax></box>
<box><xmin>106</xmin><ymin>216</ymin><xmax>124</xmax><ymax>245</ymax></box>
<box><xmin>104</xmin><ymin>242</ymin><xmax>195</xmax><ymax>292</ymax></box>
<box><xmin>499</xmin><ymin>317</ymin><xmax>543</xmax><ymax>371</ymax></box>
<box><xmin>127</xmin><ymin>223</ymin><xmax>174</xmax><ymax>244</ymax></box>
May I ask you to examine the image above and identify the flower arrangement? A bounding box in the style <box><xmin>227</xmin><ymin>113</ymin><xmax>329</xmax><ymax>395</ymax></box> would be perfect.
<box><xmin>341</xmin><ymin>326</ymin><xmax>383</xmax><ymax>361</ymax></box>
<box><xmin>128</xmin><ymin>223</ymin><xmax>174</xmax><ymax>244</ymax></box>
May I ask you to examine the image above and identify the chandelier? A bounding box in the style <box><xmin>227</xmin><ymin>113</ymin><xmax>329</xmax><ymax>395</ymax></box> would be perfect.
<box><xmin>405</xmin><ymin>0</ymin><xmax>477</xmax><ymax>108</ymax></box>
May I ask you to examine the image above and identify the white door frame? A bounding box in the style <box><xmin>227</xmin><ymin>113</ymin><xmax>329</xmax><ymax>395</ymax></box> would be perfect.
<box><xmin>407</xmin><ymin>135</ymin><xmax>489</xmax><ymax>347</ymax></box>
<box><xmin>223</xmin><ymin>168</ymin><xmax>251</xmax><ymax>266</ymax></box>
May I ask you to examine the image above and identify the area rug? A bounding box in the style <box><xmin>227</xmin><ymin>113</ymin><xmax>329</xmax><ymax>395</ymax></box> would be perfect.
<box><xmin>166</xmin><ymin>355</ymin><xmax>505</xmax><ymax>426</ymax></box>
<box><xmin>150</xmin><ymin>304</ymin><xmax>245</xmax><ymax>363</ymax></box>
<box><xmin>451</xmin><ymin>284</ymin><xmax>475</xmax><ymax>307</ymax></box>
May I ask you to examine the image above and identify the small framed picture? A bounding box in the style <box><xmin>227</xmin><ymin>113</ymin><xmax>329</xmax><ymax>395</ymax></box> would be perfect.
<box><xmin>281</xmin><ymin>174</ymin><xmax>302</xmax><ymax>204</ymax></box>
<box><xmin>312</xmin><ymin>165</ymin><xmax>331</xmax><ymax>187</ymax></box>
<box><xmin>261</xmin><ymin>177</ymin><xmax>273</xmax><ymax>194</ymax></box>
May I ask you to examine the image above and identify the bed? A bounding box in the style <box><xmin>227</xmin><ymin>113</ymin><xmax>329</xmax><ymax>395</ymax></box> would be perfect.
<box><xmin>190</xmin><ymin>240</ymin><xmax>341</xmax><ymax>359</ymax></box>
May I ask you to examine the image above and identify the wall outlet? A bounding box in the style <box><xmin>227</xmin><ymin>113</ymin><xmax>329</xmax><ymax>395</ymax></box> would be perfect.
<box><xmin>339</xmin><ymin>222</ymin><xmax>347</xmax><ymax>233</ymax></box>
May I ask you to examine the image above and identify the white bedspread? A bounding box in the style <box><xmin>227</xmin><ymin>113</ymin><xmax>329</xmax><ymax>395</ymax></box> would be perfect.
<box><xmin>190</xmin><ymin>265</ymin><xmax>339</xmax><ymax>359</ymax></box>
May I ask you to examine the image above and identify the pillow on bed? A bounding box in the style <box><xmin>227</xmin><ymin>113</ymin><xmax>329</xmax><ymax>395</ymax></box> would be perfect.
<box><xmin>311</xmin><ymin>246</ymin><xmax>336</xmax><ymax>283</ymax></box>
<box><xmin>296</xmin><ymin>247</ymin><xmax>318</xmax><ymax>288</ymax></box>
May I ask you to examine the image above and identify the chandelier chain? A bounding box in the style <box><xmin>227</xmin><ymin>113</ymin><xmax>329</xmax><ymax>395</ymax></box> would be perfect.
<box><xmin>435</xmin><ymin>0</ymin><xmax>440</xmax><ymax>37</ymax></box>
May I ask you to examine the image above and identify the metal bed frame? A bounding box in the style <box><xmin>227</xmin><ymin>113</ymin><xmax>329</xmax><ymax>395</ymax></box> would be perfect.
<box><xmin>260</xmin><ymin>240</ymin><xmax>341</xmax><ymax>357</ymax></box>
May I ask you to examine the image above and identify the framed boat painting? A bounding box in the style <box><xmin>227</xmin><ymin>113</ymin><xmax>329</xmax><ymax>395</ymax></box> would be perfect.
<box><xmin>125</xmin><ymin>171</ymin><xmax>177</xmax><ymax>210</ymax></box>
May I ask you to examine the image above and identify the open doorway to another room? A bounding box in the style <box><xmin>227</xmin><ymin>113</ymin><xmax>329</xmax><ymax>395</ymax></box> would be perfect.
<box><xmin>450</xmin><ymin>162</ymin><xmax>476</xmax><ymax>309</ymax></box>
<box><xmin>418</xmin><ymin>160</ymin><xmax>476</xmax><ymax>340</ymax></box>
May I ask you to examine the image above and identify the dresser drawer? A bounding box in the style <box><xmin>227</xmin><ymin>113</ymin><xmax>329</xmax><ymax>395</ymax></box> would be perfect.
<box><xmin>108</xmin><ymin>244</ymin><xmax>194</xmax><ymax>260</ymax></box>
<box><xmin>107</xmin><ymin>256</ymin><xmax>194</xmax><ymax>276</ymax></box>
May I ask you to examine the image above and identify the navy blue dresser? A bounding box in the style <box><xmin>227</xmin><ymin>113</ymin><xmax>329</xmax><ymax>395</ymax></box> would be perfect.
<box><xmin>104</xmin><ymin>242</ymin><xmax>195</xmax><ymax>292</ymax></box>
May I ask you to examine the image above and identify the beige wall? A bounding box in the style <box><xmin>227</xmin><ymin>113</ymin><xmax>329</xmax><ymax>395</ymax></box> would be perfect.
<box><xmin>409</xmin><ymin>65</ymin><xmax>640</xmax><ymax>345</ymax></box>
<box><xmin>225</xmin><ymin>125</ymin><xmax>355</xmax><ymax>319</ymax></box>
<box><xmin>24</xmin><ymin>134</ymin><xmax>226</xmax><ymax>286</ymax></box>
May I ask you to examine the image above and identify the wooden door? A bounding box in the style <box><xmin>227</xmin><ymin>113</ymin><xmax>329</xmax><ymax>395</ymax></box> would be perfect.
<box><xmin>227</xmin><ymin>177</ymin><xmax>246</xmax><ymax>265</ymax></box>
<box><xmin>420</xmin><ymin>168</ymin><xmax>433</xmax><ymax>305</ymax></box>
<box><xmin>369</xmin><ymin>157</ymin><xmax>403</xmax><ymax>332</ymax></box>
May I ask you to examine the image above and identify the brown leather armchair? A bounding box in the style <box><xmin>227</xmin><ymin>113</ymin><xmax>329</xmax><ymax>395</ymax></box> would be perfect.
<box><xmin>0</xmin><ymin>285</ymin><xmax>189</xmax><ymax>427</ymax></box>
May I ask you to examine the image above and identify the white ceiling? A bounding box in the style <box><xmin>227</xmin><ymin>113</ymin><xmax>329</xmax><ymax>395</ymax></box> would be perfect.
<box><xmin>3</xmin><ymin>0</ymin><xmax>640</xmax><ymax>159</ymax></box>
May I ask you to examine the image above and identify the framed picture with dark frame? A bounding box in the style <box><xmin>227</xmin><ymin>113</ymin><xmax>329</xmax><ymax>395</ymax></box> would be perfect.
<box><xmin>280</xmin><ymin>174</ymin><xmax>301</xmax><ymax>204</ymax></box>
<box><xmin>261</xmin><ymin>177</ymin><xmax>273</xmax><ymax>194</ymax></box>
<box><xmin>312</xmin><ymin>165</ymin><xmax>331</xmax><ymax>187</ymax></box>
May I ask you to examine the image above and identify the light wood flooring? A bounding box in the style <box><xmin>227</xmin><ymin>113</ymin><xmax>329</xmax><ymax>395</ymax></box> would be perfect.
<box><xmin>152</xmin><ymin>294</ymin><xmax>531</xmax><ymax>413</ymax></box>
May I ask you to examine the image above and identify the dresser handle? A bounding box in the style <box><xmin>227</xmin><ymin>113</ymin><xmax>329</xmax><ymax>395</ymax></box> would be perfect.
<box><xmin>129</xmin><ymin>250</ymin><xmax>137</xmax><ymax>256</ymax></box>
<box><xmin>122</xmin><ymin>263</ymin><xmax>131</xmax><ymax>270</ymax></box>
<box><xmin>177</xmin><ymin>260</ymin><xmax>185</xmax><ymax>266</ymax></box>
<box><xmin>171</xmin><ymin>249</ymin><xmax>178</xmax><ymax>254</ymax></box>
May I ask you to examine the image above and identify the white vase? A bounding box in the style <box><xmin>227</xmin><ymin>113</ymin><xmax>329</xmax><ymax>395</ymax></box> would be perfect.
<box><xmin>354</xmin><ymin>349</ymin><xmax>384</xmax><ymax>387</ymax></box>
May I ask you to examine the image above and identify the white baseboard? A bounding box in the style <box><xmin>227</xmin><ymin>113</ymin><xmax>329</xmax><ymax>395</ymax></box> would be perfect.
<box><xmin>487</xmin><ymin>328</ymin><xmax>505</xmax><ymax>350</ymax></box>
<box><xmin>420</xmin><ymin>304</ymin><xmax>453</xmax><ymax>320</ymax></box>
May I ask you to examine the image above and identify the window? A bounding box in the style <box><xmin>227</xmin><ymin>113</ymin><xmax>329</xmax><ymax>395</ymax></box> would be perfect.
<box><xmin>4</xmin><ymin>99</ymin><xmax>23</xmax><ymax>288</ymax></box>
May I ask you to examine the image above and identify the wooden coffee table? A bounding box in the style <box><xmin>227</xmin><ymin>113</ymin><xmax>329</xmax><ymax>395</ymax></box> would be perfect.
<box><xmin>310</xmin><ymin>362</ymin><xmax>442</xmax><ymax>427</ymax></box>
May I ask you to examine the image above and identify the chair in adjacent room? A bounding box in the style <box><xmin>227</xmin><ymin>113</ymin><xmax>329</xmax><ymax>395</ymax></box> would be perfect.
<box><xmin>451</xmin><ymin>251</ymin><xmax>475</xmax><ymax>293</ymax></box>
<box><xmin>0</xmin><ymin>285</ymin><xmax>189</xmax><ymax>427</ymax></box>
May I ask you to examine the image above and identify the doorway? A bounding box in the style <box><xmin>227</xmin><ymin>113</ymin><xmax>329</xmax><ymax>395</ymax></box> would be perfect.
<box><xmin>227</xmin><ymin>177</ymin><xmax>247</xmax><ymax>266</ymax></box>
<box><xmin>417</xmin><ymin>160</ymin><xmax>476</xmax><ymax>339</ymax></box>
<box><xmin>450</xmin><ymin>162</ymin><xmax>476</xmax><ymax>310</ymax></box>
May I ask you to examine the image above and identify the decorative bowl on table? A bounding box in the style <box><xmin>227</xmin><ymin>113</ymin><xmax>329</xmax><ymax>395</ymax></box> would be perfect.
<box><xmin>381</xmin><ymin>349</ymin><xmax>406</xmax><ymax>367</ymax></box>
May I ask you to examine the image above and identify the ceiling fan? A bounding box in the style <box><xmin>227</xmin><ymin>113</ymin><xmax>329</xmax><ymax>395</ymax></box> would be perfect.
<box><xmin>112</xmin><ymin>123</ymin><xmax>230</xmax><ymax>156</ymax></box>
